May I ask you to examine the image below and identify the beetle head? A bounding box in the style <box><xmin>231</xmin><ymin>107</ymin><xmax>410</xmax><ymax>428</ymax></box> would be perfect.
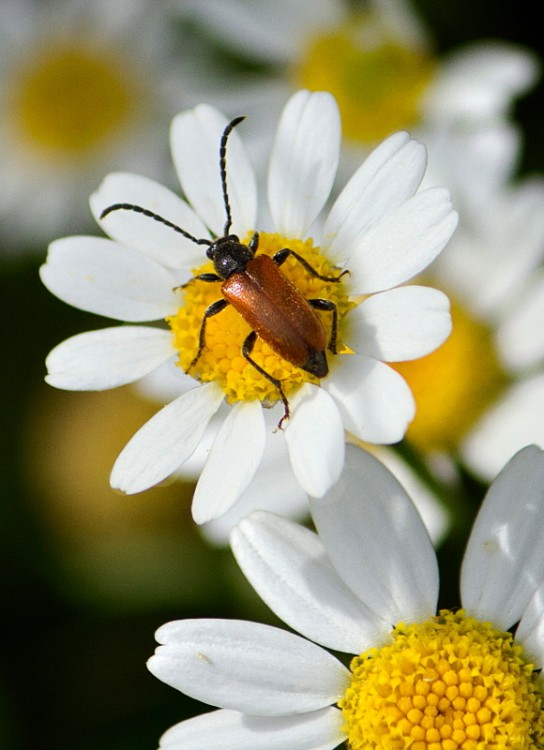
<box><xmin>208</xmin><ymin>235</ymin><xmax>254</xmax><ymax>279</ymax></box>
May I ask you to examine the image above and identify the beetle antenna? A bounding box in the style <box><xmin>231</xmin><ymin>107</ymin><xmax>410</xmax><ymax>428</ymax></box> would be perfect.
<box><xmin>219</xmin><ymin>116</ymin><xmax>246</xmax><ymax>236</ymax></box>
<box><xmin>99</xmin><ymin>203</ymin><xmax>212</xmax><ymax>246</ymax></box>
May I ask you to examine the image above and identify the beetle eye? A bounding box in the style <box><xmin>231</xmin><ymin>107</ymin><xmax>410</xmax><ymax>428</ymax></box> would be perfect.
<box><xmin>206</xmin><ymin>246</ymin><xmax>215</xmax><ymax>259</ymax></box>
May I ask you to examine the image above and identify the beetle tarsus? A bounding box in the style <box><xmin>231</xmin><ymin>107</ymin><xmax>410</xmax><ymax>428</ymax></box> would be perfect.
<box><xmin>276</xmin><ymin>397</ymin><xmax>291</xmax><ymax>431</ymax></box>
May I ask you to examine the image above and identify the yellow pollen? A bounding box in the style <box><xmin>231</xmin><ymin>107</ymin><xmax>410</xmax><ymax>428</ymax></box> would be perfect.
<box><xmin>392</xmin><ymin>300</ymin><xmax>508</xmax><ymax>452</ymax></box>
<box><xmin>9</xmin><ymin>40</ymin><xmax>141</xmax><ymax>160</ymax></box>
<box><xmin>296</xmin><ymin>13</ymin><xmax>437</xmax><ymax>144</ymax></box>
<box><xmin>340</xmin><ymin>609</ymin><xmax>544</xmax><ymax>749</ymax></box>
<box><xmin>167</xmin><ymin>232</ymin><xmax>351</xmax><ymax>407</ymax></box>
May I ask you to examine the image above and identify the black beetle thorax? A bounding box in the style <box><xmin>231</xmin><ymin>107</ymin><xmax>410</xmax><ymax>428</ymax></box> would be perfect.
<box><xmin>211</xmin><ymin>236</ymin><xmax>254</xmax><ymax>279</ymax></box>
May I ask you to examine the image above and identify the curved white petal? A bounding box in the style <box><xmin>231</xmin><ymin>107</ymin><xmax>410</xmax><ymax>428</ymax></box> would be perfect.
<box><xmin>90</xmin><ymin>172</ymin><xmax>210</xmax><ymax>269</ymax></box>
<box><xmin>191</xmin><ymin>401</ymin><xmax>266</xmax><ymax>524</ymax></box>
<box><xmin>310</xmin><ymin>444</ymin><xmax>439</xmax><ymax>625</ymax></box>
<box><xmin>423</xmin><ymin>122</ymin><xmax>520</xmax><ymax>221</ymax></box>
<box><xmin>268</xmin><ymin>91</ymin><xmax>340</xmax><ymax>237</ymax></box>
<box><xmin>323</xmin><ymin>132</ymin><xmax>427</xmax><ymax>265</ymax></box>
<box><xmin>496</xmin><ymin>269</ymin><xmax>544</xmax><ymax>372</ymax></box>
<box><xmin>137</xmin><ymin>356</ymin><xmax>196</xmax><ymax>403</ymax></box>
<box><xmin>347</xmin><ymin>286</ymin><xmax>451</xmax><ymax>361</ymax></box>
<box><xmin>158</xmin><ymin>707</ymin><xmax>345</xmax><ymax>750</ymax></box>
<box><xmin>461</xmin><ymin>445</ymin><xmax>544</xmax><ymax>630</ymax></box>
<box><xmin>171</xmin><ymin>104</ymin><xmax>257</xmax><ymax>238</ymax></box>
<box><xmin>326</xmin><ymin>355</ymin><xmax>415</xmax><ymax>444</ymax></box>
<box><xmin>232</xmin><ymin>511</ymin><xmax>389</xmax><ymax>654</ymax></box>
<box><xmin>148</xmin><ymin>619</ymin><xmax>349</xmax><ymax>716</ymax></box>
<box><xmin>110</xmin><ymin>382</ymin><xmax>224</xmax><ymax>494</ymax></box>
<box><xmin>40</xmin><ymin>236</ymin><xmax>179</xmax><ymax>321</ymax></box>
<box><xmin>461</xmin><ymin>374</ymin><xmax>544</xmax><ymax>481</ymax></box>
<box><xmin>455</xmin><ymin>180</ymin><xmax>544</xmax><ymax>319</ymax></box>
<box><xmin>45</xmin><ymin>327</ymin><xmax>174</xmax><ymax>390</ymax></box>
<box><xmin>200</xmin><ymin>417</ymin><xmax>308</xmax><ymax>545</ymax></box>
<box><xmin>181</xmin><ymin>0</ymin><xmax>344</xmax><ymax>65</ymax></box>
<box><xmin>284</xmin><ymin>384</ymin><xmax>345</xmax><ymax>498</ymax></box>
<box><xmin>345</xmin><ymin>188</ymin><xmax>458</xmax><ymax>294</ymax></box>
<box><xmin>375</xmin><ymin>448</ymin><xmax>449</xmax><ymax>546</ymax></box>
<box><xmin>515</xmin><ymin>582</ymin><xmax>544</xmax><ymax>669</ymax></box>
<box><xmin>424</xmin><ymin>41</ymin><xmax>539</xmax><ymax>122</ymax></box>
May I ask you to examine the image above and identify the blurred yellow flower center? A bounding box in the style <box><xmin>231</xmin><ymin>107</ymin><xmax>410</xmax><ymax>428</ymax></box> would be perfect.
<box><xmin>340</xmin><ymin>609</ymin><xmax>544</xmax><ymax>749</ymax></box>
<box><xmin>392</xmin><ymin>301</ymin><xmax>508</xmax><ymax>452</ymax></box>
<box><xmin>297</xmin><ymin>14</ymin><xmax>436</xmax><ymax>143</ymax></box>
<box><xmin>168</xmin><ymin>232</ymin><xmax>351</xmax><ymax>406</ymax></box>
<box><xmin>10</xmin><ymin>41</ymin><xmax>140</xmax><ymax>160</ymax></box>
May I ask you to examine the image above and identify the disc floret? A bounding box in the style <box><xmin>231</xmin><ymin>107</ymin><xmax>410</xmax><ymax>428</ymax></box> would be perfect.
<box><xmin>340</xmin><ymin>609</ymin><xmax>544</xmax><ymax>749</ymax></box>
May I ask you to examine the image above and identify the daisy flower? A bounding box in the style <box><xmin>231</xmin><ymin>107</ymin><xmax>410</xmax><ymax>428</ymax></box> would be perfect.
<box><xmin>174</xmin><ymin>0</ymin><xmax>538</xmax><ymax>161</ymax></box>
<box><xmin>40</xmin><ymin>89</ymin><xmax>457</xmax><ymax>524</ymax></box>
<box><xmin>390</xmin><ymin>122</ymin><xmax>544</xmax><ymax>483</ymax></box>
<box><xmin>0</xmin><ymin>0</ymin><xmax>188</xmax><ymax>249</ymax></box>
<box><xmin>148</xmin><ymin>443</ymin><xmax>544</xmax><ymax>750</ymax></box>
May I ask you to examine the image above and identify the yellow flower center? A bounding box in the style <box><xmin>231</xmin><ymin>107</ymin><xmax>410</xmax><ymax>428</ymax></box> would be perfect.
<box><xmin>9</xmin><ymin>40</ymin><xmax>142</xmax><ymax>161</ymax></box>
<box><xmin>340</xmin><ymin>609</ymin><xmax>544</xmax><ymax>749</ymax></box>
<box><xmin>391</xmin><ymin>301</ymin><xmax>508</xmax><ymax>452</ymax></box>
<box><xmin>167</xmin><ymin>232</ymin><xmax>351</xmax><ymax>406</ymax></box>
<box><xmin>296</xmin><ymin>13</ymin><xmax>437</xmax><ymax>144</ymax></box>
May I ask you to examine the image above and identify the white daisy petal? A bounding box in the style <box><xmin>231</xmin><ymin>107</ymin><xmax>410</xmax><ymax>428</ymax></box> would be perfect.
<box><xmin>191</xmin><ymin>401</ymin><xmax>266</xmax><ymax>525</ymax></box>
<box><xmin>40</xmin><ymin>236</ymin><xmax>180</xmax><ymax>321</ymax></box>
<box><xmin>231</xmin><ymin>511</ymin><xmax>389</xmax><ymax>654</ymax></box>
<box><xmin>268</xmin><ymin>90</ymin><xmax>341</xmax><ymax>237</ymax></box>
<box><xmin>346</xmin><ymin>188</ymin><xmax>458</xmax><ymax>294</ymax></box>
<box><xmin>466</xmin><ymin>180</ymin><xmax>544</xmax><ymax>318</ymax></box>
<box><xmin>90</xmin><ymin>172</ymin><xmax>210</xmax><ymax>269</ymax></box>
<box><xmin>423</xmin><ymin>122</ymin><xmax>520</xmax><ymax>221</ymax></box>
<box><xmin>158</xmin><ymin>707</ymin><xmax>344</xmax><ymax>750</ymax></box>
<box><xmin>496</xmin><ymin>268</ymin><xmax>544</xmax><ymax>372</ymax></box>
<box><xmin>45</xmin><ymin>326</ymin><xmax>174</xmax><ymax>390</ymax></box>
<box><xmin>461</xmin><ymin>374</ymin><xmax>544</xmax><ymax>481</ymax></box>
<box><xmin>424</xmin><ymin>42</ymin><xmax>539</xmax><ymax>122</ymax></box>
<box><xmin>515</xmin><ymin>582</ymin><xmax>544</xmax><ymax>669</ymax></box>
<box><xmin>110</xmin><ymin>382</ymin><xmax>224</xmax><ymax>494</ymax></box>
<box><xmin>137</xmin><ymin>356</ymin><xmax>196</xmax><ymax>403</ymax></box>
<box><xmin>376</xmin><ymin>448</ymin><xmax>449</xmax><ymax>546</ymax></box>
<box><xmin>170</xmin><ymin>104</ymin><xmax>257</xmax><ymax>238</ymax></box>
<box><xmin>310</xmin><ymin>445</ymin><xmax>439</xmax><ymax>625</ymax></box>
<box><xmin>323</xmin><ymin>132</ymin><xmax>427</xmax><ymax>265</ymax></box>
<box><xmin>200</xmin><ymin>416</ymin><xmax>308</xmax><ymax>545</ymax></box>
<box><xmin>181</xmin><ymin>0</ymin><xmax>344</xmax><ymax>65</ymax></box>
<box><xmin>347</xmin><ymin>286</ymin><xmax>451</xmax><ymax>361</ymax></box>
<box><xmin>461</xmin><ymin>445</ymin><xmax>544</xmax><ymax>630</ymax></box>
<box><xmin>325</xmin><ymin>355</ymin><xmax>415</xmax><ymax>444</ymax></box>
<box><xmin>284</xmin><ymin>384</ymin><xmax>345</xmax><ymax>498</ymax></box>
<box><xmin>148</xmin><ymin>619</ymin><xmax>349</xmax><ymax>716</ymax></box>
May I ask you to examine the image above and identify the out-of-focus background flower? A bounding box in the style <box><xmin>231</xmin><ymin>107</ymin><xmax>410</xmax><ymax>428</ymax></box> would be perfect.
<box><xmin>1</xmin><ymin>1</ymin><xmax>543</xmax><ymax>748</ymax></box>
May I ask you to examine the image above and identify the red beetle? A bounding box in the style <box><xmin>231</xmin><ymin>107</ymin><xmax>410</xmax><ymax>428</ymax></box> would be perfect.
<box><xmin>101</xmin><ymin>116</ymin><xmax>347</xmax><ymax>426</ymax></box>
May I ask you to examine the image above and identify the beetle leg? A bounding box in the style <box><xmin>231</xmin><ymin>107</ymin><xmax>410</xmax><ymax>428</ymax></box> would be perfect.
<box><xmin>242</xmin><ymin>331</ymin><xmax>290</xmax><ymax>429</ymax></box>
<box><xmin>248</xmin><ymin>231</ymin><xmax>260</xmax><ymax>256</ymax></box>
<box><xmin>188</xmin><ymin>298</ymin><xmax>229</xmax><ymax>371</ymax></box>
<box><xmin>308</xmin><ymin>298</ymin><xmax>339</xmax><ymax>354</ymax></box>
<box><xmin>272</xmin><ymin>248</ymin><xmax>349</xmax><ymax>282</ymax></box>
<box><xmin>176</xmin><ymin>272</ymin><xmax>222</xmax><ymax>292</ymax></box>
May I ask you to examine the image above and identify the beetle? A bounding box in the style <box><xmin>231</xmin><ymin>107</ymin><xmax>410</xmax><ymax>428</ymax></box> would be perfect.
<box><xmin>100</xmin><ymin>116</ymin><xmax>347</xmax><ymax>427</ymax></box>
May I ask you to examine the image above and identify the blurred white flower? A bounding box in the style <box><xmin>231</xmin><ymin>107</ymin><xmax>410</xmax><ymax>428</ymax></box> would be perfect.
<box><xmin>0</xmin><ymin>0</ymin><xmax>191</xmax><ymax>250</ymax></box>
<box><xmin>173</xmin><ymin>0</ymin><xmax>538</xmax><ymax>170</ymax></box>
<box><xmin>393</xmin><ymin>121</ymin><xmax>544</xmax><ymax>482</ymax></box>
